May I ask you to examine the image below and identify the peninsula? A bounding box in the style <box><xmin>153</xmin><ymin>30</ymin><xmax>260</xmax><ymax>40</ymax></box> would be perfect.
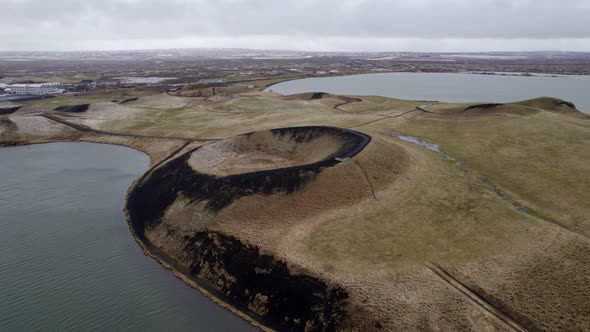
<box><xmin>1</xmin><ymin>83</ymin><xmax>589</xmax><ymax>331</ymax></box>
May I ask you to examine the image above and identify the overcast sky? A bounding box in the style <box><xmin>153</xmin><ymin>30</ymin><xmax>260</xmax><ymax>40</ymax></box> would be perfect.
<box><xmin>1</xmin><ymin>0</ymin><xmax>590</xmax><ymax>52</ymax></box>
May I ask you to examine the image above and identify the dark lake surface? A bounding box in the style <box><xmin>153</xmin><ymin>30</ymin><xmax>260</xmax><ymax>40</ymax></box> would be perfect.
<box><xmin>268</xmin><ymin>72</ymin><xmax>590</xmax><ymax>114</ymax></box>
<box><xmin>0</xmin><ymin>142</ymin><xmax>254</xmax><ymax>331</ymax></box>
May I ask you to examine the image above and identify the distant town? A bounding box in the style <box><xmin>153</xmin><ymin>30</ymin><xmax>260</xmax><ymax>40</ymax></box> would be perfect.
<box><xmin>1</xmin><ymin>49</ymin><xmax>589</xmax><ymax>103</ymax></box>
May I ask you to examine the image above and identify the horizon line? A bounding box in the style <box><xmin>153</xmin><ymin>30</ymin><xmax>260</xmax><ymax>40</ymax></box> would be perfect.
<box><xmin>1</xmin><ymin>47</ymin><xmax>589</xmax><ymax>54</ymax></box>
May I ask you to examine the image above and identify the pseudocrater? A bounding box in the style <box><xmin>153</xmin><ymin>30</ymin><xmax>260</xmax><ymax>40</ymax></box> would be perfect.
<box><xmin>188</xmin><ymin>126</ymin><xmax>371</xmax><ymax>176</ymax></box>
<box><xmin>127</xmin><ymin>126</ymin><xmax>371</xmax><ymax>250</ymax></box>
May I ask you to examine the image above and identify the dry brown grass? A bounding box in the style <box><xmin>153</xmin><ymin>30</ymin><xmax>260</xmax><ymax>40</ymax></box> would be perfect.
<box><xmin>21</xmin><ymin>89</ymin><xmax>159</xmax><ymax>108</ymax></box>
<box><xmin>188</xmin><ymin>130</ymin><xmax>344</xmax><ymax>176</ymax></box>
<box><xmin>337</xmin><ymin>95</ymin><xmax>424</xmax><ymax>113</ymax></box>
<box><xmin>5</xmin><ymin>90</ymin><xmax>590</xmax><ymax>331</ymax></box>
<box><xmin>378</xmin><ymin>107</ymin><xmax>590</xmax><ymax>238</ymax></box>
<box><xmin>64</xmin><ymin>94</ymin><xmax>380</xmax><ymax>138</ymax></box>
<box><xmin>304</xmin><ymin>135</ymin><xmax>543</xmax><ymax>272</ymax></box>
<box><xmin>208</xmin><ymin>130</ymin><xmax>575</xmax><ymax>330</ymax></box>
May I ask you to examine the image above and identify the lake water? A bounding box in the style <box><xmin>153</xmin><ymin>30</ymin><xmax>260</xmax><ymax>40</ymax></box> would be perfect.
<box><xmin>268</xmin><ymin>72</ymin><xmax>590</xmax><ymax>114</ymax></box>
<box><xmin>0</xmin><ymin>142</ymin><xmax>253</xmax><ymax>331</ymax></box>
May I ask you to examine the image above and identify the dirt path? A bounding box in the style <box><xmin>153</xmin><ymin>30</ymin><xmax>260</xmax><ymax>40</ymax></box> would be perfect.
<box><xmin>352</xmin><ymin>160</ymin><xmax>386</xmax><ymax>210</ymax></box>
<box><xmin>348</xmin><ymin>108</ymin><xmax>419</xmax><ymax>128</ymax></box>
<box><xmin>40</xmin><ymin>113</ymin><xmax>218</xmax><ymax>142</ymax></box>
<box><xmin>417</xmin><ymin>105</ymin><xmax>503</xmax><ymax>117</ymax></box>
<box><xmin>392</xmin><ymin>132</ymin><xmax>588</xmax><ymax>240</ymax></box>
<box><xmin>333</xmin><ymin>97</ymin><xmax>362</xmax><ymax>114</ymax></box>
<box><xmin>426</xmin><ymin>263</ymin><xmax>529</xmax><ymax>332</ymax></box>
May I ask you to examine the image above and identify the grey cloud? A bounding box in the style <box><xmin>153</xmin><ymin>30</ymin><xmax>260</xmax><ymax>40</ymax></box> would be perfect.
<box><xmin>0</xmin><ymin>0</ymin><xmax>589</xmax><ymax>50</ymax></box>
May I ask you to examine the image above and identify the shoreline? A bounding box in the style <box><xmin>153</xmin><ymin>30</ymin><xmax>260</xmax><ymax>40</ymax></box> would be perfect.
<box><xmin>121</xmin><ymin>143</ymin><xmax>274</xmax><ymax>332</ymax></box>
<box><xmin>1</xmin><ymin>115</ymin><xmax>367</xmax><ymax>330</ymax></box>
<box><xmin>0</xmin><ymin>138</ymin><xmax>270</xmax><ymax>331</ymax></box>
<box><xmin>263</xmin><ymin>71</ymin><xmax>590</xmax><ymax>114</ymax></box>
<box><xmin>262</xmin><ymin>70</ymin><xmax>590</xmax><ymax>95</ymax></box>
<box><xmin>122</xmin><ymin>204</ymin><xmax>271</xmax><ymax>332</ymax></box>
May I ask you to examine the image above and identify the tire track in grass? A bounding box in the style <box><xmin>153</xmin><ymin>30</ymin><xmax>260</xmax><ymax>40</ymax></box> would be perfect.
<box><xmin>40</xmin><ymin>113</ymin><xmax>219</xmax><ymax>142</ymax></box>
<box><xmin>426</xmin><ymin>263</ymin><xmax>529</xmax><ymax>332</ymax></box>
<box><xmin>391</xmin><ymin>132</ymin><xmax>586</xmax><ymax>240</ymax></box>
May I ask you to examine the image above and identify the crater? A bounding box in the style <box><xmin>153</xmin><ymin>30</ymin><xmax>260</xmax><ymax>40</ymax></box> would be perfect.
<box><xmin>125</xmin><ymin>126</ymin><xmax>370</xmax><ymax>330</ymax></box>
<box><xmin>128</xmin><ymin>126</ymin><xmax>370</xmax><ymax>231</ymax></box>
<box><xmin>188</xmin><ymin>126</ymin><xmax>370</xmax><ymax>176</ymax></box>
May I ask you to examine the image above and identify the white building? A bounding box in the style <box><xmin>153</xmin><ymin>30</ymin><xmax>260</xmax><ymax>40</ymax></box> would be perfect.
<box><xmin>9</xmin><ymin>82</ymin><xmax>64</xmax><ymax>95</ymax></box>
<box><xmin>198</xmin><ymin>78</ymin><xmax>225</xmax><ymax>85</ymax></box>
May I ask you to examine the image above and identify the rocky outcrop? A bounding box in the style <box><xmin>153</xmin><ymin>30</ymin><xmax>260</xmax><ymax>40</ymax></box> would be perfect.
<box><xmin>183</xmin><ymin>231</ymin><xmax>348</xmax><ymax>331</ymax></box>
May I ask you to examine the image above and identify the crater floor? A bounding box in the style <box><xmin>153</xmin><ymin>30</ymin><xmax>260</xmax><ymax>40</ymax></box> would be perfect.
<box><xmin>188</xmin><ymin>126</ymin><xmax>369</xmax><ymax>176</ymax></box>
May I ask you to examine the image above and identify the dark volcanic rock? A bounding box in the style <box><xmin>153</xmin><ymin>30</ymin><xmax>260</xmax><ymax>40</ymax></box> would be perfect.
<box><xmin>553</xmin><ymin>99</ymin><xmax>576</xmax><ymax>109</ymax></box>
<box><xmin>0</xmin><ymin>117</ymin><xmax>17</xmax><ymax>130</ymax></box>
<box><xmin>185</xmin><ymin>232</ymin><xmax>348</xmax><ymax>331</ymax></box>
<box><xmin>120</xmin><ymin>97</ymin><xmax>139</xmax><ymax>104</ymax></box>
<box><xmin>126</xmin><ymin>126</ymin><xmax>371</xmax><ymax>331</ymax></box>
<box><xmin>129</xmin><ymin>126</ymin><xmax>370</xmax><ymax>230</ymax></box>
<box><xmin>54</xmin><ymin>104</ymin><xmax>90</xmax><ymax>113</ymax></box>
<box><xmin>0</xmin><ymin>106</ymin><xmax>22</xmax><ymax>115</ymax></box>
<box><xmin>464</xmin><ymin>103</ymin><xmax>503</xmax><ymax>111</ymax></box>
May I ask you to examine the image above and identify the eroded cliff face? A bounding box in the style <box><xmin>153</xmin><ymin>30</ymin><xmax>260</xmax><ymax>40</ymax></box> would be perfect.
<box><xmin>186</xmin><ymin>231</ymin><xmax>348</xmax><ymax>331</ymax></box>
<box><xmin>126</xmin><ymin>126</ymin><xmax>371</xmax><ymax>331</ymax></box>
